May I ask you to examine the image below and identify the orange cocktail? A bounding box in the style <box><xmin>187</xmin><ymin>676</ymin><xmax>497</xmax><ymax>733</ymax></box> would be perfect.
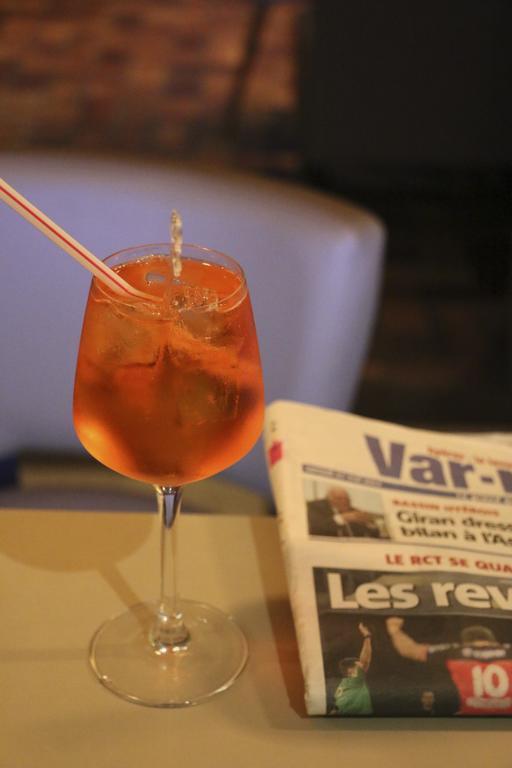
<box><xmin>74</xmin><ymin>250</ymin><xmax>264</xmax><ymax>487</ymax></box>
<box><xmin>74</xmin><ymin>242</ymin><xmax>264</xmax><ymax>707</ymax></box>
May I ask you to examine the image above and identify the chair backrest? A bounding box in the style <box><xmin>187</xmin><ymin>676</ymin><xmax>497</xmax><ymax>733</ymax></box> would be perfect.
<box><xmin>0</xmin><ymin>153</ymin><xmax>385</xmax><ymax>494</ymax></box>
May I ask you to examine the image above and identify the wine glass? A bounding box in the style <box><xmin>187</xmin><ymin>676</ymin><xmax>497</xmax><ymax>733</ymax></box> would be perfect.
<box><xmin>73</xmin><ymin>243</ymin><xmax>264</xmax><ymax>707</ymax></box>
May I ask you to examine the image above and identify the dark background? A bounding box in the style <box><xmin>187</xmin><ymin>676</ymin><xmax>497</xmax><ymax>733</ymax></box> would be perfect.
<box><xmin>1</xmin><ymin>0</ymin><xmax>511</xmax><ymax>431</ymax></box>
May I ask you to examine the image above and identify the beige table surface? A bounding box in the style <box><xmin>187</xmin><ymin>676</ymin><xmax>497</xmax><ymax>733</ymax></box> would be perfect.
<box><xmin>0</xmin><ymin>508</ymin><xmax>510</xmax><ymax>768</ymax></box>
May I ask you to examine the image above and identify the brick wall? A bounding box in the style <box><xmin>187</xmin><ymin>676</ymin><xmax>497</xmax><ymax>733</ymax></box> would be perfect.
<box><xmin>0</xmin><ymin>0</ymin><xmax>305</xmax><ymax>171</ymax></box>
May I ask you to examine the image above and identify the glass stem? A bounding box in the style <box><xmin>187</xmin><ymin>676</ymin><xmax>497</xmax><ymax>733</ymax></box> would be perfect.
<box><xmin>151</xmin><ymin>485</ymin><xmax>190</xmax><ymax>651</ymax></box>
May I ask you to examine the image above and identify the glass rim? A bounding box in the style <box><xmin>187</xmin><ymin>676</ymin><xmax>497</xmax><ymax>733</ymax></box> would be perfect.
<box><xmin>94</xmin><ymin>242</ymin><xmax>247</xmax><ymax>313</ymax></box>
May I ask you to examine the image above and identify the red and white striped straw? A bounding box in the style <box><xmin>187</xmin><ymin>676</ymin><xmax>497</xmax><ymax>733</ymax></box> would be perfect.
<box><xmin>0</xmin><ymin>176</ymin><xmax>155</xmax><ymax>301</ymax></box>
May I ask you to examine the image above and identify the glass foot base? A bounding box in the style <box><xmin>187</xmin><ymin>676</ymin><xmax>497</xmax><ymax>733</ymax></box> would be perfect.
<box><xmin>89</xmin><ymin>600</ymin><xmax>248</xmax><ymax>707</ymax></box>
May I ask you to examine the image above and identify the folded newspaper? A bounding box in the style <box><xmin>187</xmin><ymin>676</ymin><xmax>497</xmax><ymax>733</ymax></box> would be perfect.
<box><xmin>264</xmin><ymin>400</ymin><xmax>512</xmax><ymax>717</ymax></box>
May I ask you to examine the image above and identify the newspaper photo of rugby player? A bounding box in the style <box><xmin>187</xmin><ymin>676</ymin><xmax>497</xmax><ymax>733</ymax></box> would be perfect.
<box><xmin>315</xmin><ymin>567</ymin><xmax>512</xmax><ymax>716</ymax></box>
<box><xmin>386</xmin><ymin>617</ymin><xmax>512</xmax><ymax>715</ymax></box>
<box><xmin>320</xmin><ymin>612</ymin><xmax>512</xmax><ymax>716</ymax></box>
<box><xmin>330</xmin><ymin>622</ymin><xmax>373</xmax><ymax>715</ymax></box>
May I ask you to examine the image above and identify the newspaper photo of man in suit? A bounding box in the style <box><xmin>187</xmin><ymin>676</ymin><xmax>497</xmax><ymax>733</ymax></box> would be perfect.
<box><xmin>307</xmin><ymin>485</ymin><xmax>388</xmax><ymax>539</ymax></box>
